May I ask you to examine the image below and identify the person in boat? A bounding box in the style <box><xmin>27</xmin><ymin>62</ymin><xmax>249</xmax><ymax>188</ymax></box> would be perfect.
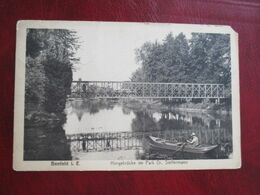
<box><xmin>186</xmin><ymin>132</ymin><xmax>199</xmax><ymax>147</ymax></box>
<box><xmin>82</xmin><ymin>84</ymin><xmax>87</xmax><ymax>93</ymax></box>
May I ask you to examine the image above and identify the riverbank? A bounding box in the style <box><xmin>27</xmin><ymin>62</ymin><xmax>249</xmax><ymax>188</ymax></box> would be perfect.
<box><xmin>172</xmin><ymin>102</ymin><xmax>231</xmax><ymax>115</ymax></box>
<box><xmin>24</xmin><ymin>107</ymin><xmax>72</xmax><ymax>160</ymax></box>
<box><xmin>24</xmin><ymin>109</ymin><xmax>66</xmax><ymax>128</ymax></box>
<box><xmin>119</xmin><ymin>99</ymin><xmax>231</xmax><ymax>114</ymax></box>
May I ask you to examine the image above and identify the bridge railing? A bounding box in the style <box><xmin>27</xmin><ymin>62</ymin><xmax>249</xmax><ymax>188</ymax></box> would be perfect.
<box><xmin>69</xmin><ymin>81</ymin><xmax>225</xmax><ymax>99</ymax></box>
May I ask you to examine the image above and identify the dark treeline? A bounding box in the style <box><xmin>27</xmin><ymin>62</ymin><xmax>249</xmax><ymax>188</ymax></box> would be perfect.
<box><xmin>24</xmin><ymin>29</ymin><xmax>78</xmax><ymax>160</ymax></box>
<box><xmin>25</xmin><ymin>29</ymin><xmax>79</xmax><ymax>114</ymax></box>
<box><xmin>131</xmin><ymin>33</ymin><xmax>231</xmax><ymax>90</ymax></box>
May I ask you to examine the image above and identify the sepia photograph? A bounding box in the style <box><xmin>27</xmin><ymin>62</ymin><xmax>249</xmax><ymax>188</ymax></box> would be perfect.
<box><xmin>13</xmin><ymin>21</ymin><xmax>241</xmax><ymax>170</ymax></box>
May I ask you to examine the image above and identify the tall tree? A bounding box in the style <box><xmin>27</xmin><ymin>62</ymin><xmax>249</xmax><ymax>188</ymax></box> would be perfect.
<box><xmin>132</xmin><ymin>32</ymin><xmax>231</xmax><ymax>92</ymax></box>
<box><xmin>25</xmin><ymin>29</ymin><xmax>79</xmax><ymax>113</ymax></box>
<box><xmin>163</xmin><ymin>33</ymin><xmax>190</xmax><ymax>82</ymax></box>
<box><xmin>189</xmin><ymin>33</ymin><xmax>230</xmax><ymax>85</ymax></box>
<box><xmin>135</xmin><ymin>41</ymin><xmax>164</xmax><ymax>82</ymax></box>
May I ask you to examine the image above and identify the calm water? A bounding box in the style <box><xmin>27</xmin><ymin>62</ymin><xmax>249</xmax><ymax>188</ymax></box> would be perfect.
<box><xmin>63</xmin><ymin>99</ymin><xmax>233</xmax><ymax>160</ymax></box>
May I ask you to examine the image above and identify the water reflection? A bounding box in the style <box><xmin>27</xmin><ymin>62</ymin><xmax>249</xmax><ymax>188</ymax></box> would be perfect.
<box><xmin>24</xmin><ymin>125</ymin><xmax>71</xmax><ymax>160</ymax></box>
<box><xmin>64</xmin><ymin>100</ymin><xmax>135</xmax><ymax>134</ymax></box>
<box><xmin>64</xmin><ymin>99</ymin><xmax>232</xmax><ymax>160</ymax></box>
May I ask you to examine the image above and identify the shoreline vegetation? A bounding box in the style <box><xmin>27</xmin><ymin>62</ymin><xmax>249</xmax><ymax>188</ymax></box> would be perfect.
<box><xmin>131</xmin><ymin>33</ymin><xmax>231</xmax><ymax>94</ymax></box>
<box><xmin>24</xmin><ymin>29</ymin><xmax>79</xmax><ymax>160</ymax></box>
<box><xmin>25</xmin><ymin>29</ymin><xmax>79</xmax><ymax>127</ymax></box>
<box><xmin>119</xmin><ymin>99</ymin><xmax>231</xmax><ymax>114</ymax></box>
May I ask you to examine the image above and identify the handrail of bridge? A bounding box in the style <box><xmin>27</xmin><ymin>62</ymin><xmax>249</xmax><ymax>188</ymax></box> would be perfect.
<box><xmin>71</xmin><ymin>81</ymin><xmax>225</xmax><ymax>86</ymax></box>
<box><xmin>69</xmin><ymin>81</ymin><xmax>227</xmax><ymax>100</ymax></box>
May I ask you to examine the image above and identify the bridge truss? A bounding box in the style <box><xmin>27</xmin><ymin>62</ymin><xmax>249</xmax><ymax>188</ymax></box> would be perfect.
<box><xmin>69</xmin><ymin>81</ymin><xmax>225</xmax><ymax>99</ymax></box>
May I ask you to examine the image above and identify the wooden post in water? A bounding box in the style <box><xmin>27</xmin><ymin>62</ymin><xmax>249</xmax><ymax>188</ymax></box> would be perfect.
<box><xmin>205</xmin><ymin>130</ymin><xmax>208</xmax><ymax>144</ymax></box>
<box><xmin>131</xmin><ymin>134</ymin><xmax>134</xmax><ymax>148</ymax></box>
<box><xmin>127</xmin><ymin>132</ymin><xmax>130</xmax><ymax>149</ymax></box>
<box><xmin>218</xmin><ymin>128</ymin><xmax>221</xmax><ymax>144</ymax></box>
<box><xmin>102</xmin><ymin>133</ymin><xmax>105</xmax><ymax>149</ymax></box>
<box><xmin>111</xmin><ymin>136</ymin><xmax>113</xmax><ymax>151</ymax></box>
<box><xmin>86</xmin><ymin>136</ymin><xmax>89</xmax><ymax>152</ymax></box>
<box><xmin>119</xmin><ymin>133</ymin><xmax>122</xmax><ymax>149</ymax></box>
<box><xmin>96</xmin><ymin>133</ymin><xmax>98</xmax><ymax>151</ymax></box>
<box><xmin>93</xmin><ymin>136</ymin><xmax>96</xmax><ymax>151</ymax></box>
<box><xmin>211</xmin><ymin>130</ymin><xmax>214</xmax><ymax>144</ymax></box>
<box><xmin>116</xmin><ymin>133</ymin><xmax>118</xmax><ymax>149</ymax></box>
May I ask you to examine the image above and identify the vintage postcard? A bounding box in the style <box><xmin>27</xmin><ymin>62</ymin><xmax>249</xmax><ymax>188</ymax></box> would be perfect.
<box><xmin>13</xmin><ymin>20</ymin><xmax>241</xmax><ymax>171</ymax></box>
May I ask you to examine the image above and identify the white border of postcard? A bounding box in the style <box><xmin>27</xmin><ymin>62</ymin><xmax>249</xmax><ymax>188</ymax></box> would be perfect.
<box><xmin>13</xmin><ymin>20</ymin><xmax>241</xmax><ymax>171</ymax></box>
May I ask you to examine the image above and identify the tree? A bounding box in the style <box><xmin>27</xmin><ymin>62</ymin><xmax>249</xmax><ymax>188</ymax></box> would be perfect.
<box><xmin>131</xmin><ymin>67</ymin><xmax>145</xmax><ymax>82</ymax></box>
<box><xmin>189</xmin><ymin>33</ymin><xmax>230</xmax><ymax>85</ymax></box>
<box><xmin>25</xmin><ymin>55</ymin><xmax>46</xmax><ymax>110</ymax></box>
<box><xmin>135</xmin><ymin>41</ymin><xmax>164</xmax><ymax>82</ymax></box>
<box><xmin>132</xmin><ymin>32</ymin><xmax>231</xmax><ymax>92</ymax></box>
<box><xmin>25</xmin><ymin>29</ymin><xmax>79</xmax><ymax>113</ymax></box>
<box><xmin>163</xmin><ymin>33</ymin><xmax>190</xmax><ymax>82</ymax></box>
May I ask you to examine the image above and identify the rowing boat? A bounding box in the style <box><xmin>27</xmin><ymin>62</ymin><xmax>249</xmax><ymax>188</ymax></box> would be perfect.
<box><xmin>147</xmin><ymin>136</ymin><xmax>218</xmax><ymax>154</ymax></box>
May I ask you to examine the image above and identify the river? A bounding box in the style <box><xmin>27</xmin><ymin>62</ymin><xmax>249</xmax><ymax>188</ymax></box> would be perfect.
<box><xmin>63</xmin><ymin>99</ymin><xmax>233</xmax><ymax>160</ymax></box>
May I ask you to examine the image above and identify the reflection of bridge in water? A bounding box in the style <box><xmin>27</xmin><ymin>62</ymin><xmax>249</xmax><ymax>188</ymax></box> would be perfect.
<box><xmin>66</xmin><ymin>129</ymin><xmax>231</xmax><ymax>153</ymax></box>
<box><xmin>69</xmin><ymin>81</ymin><xmax>226</xmax><ymax>102</ymax></box>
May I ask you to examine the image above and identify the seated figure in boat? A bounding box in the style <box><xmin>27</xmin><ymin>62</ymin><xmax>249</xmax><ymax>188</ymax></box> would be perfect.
<box><xmin>186</xmin><ymin>132</ymin><xmax>199</xmax><ymax>147</ymax></box>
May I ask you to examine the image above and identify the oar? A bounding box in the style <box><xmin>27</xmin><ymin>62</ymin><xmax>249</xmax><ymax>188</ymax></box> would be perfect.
<box><xmin>172</xmin><ymin>142</ymin><xmax>187</xmax><ymax>155</ymax></box>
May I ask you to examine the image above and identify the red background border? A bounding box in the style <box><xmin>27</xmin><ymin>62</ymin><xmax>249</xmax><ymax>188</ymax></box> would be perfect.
<box><xmin>1</xmin><ymin>0</ymin><xmax>260</xmax><ymax>194</ymax></box>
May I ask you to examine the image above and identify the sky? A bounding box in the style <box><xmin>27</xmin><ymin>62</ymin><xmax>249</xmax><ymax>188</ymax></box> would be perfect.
<box><xmin>73</xmin><ymin>22</ymin><xmax>191</xmax><ymax>81</ymax></box>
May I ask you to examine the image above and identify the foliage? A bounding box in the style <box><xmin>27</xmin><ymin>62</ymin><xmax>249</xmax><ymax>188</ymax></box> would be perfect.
<box><xmin>25</xmin><ymin>29</ymin><xmax>79</xmax><ymax>113</ymax></box>
<box><xmin>132</xmin><ymin>33</ymin><xmax>231</xmax><ymax>89</ymax></box>
<box><xmin>25</xmin><ymin>55</ymin><xmax>46</xmax><ymax>108</ymax></box>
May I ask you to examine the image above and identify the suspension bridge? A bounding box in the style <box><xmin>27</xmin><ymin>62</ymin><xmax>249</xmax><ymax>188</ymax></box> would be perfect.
<box><xmin>68</xmin><ymin>81</ymin><xmax>226</xmax><ymax>101</ymax></box>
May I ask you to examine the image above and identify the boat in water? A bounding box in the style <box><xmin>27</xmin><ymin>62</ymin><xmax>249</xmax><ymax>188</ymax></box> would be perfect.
<box><xmin>147</xmin><ymin>136</ymin><xmax>218</xmax><ymax>154</ymax></box>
